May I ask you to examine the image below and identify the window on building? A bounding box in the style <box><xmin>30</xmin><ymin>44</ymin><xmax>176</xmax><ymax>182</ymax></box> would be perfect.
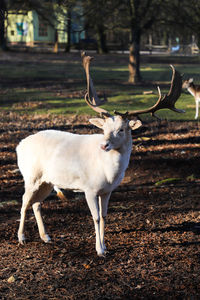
<box><xmin>38</xmin><ymin>16</ymin><xmax>48</xmax><ymax>37</ymax></box>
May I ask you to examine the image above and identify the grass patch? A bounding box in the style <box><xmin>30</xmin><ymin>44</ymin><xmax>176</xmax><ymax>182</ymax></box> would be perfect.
<box><xmin>155</xmin><ymin>178</ymin><xmax>182</xmax><ymax>186</ymax></box>
<box><xmin>0</xmin><ymin>52</ymin><xmax>199</xmax><ymax>120</ymax></box>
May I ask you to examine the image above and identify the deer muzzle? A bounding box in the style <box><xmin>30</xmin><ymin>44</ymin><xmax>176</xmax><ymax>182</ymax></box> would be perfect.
<box><xmin>100</xmin><ymin>142</ymin><xmax>110</xmax><ymax>151</ymax></box>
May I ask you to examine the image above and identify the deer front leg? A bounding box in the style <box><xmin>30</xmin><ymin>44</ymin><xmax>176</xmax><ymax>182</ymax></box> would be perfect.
<box><xmin>85</xmin><ymin>191</ymin><xmax>105</xmax><ymax>256</ymax></box>
<box><xmin>99</xmin><ymin>193</ymin><xmax>111</xmax><ymax>253</ymax></box>
<box><xmin>195</xmin><ymin>98</ymin><xmax>199</xmax><ymax>119</ymax></box>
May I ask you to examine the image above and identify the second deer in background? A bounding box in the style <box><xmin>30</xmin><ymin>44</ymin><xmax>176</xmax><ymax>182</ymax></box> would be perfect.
<box><xmin>182</xmin><ymin>78</ymin><xmax>200</xmax><ymax>119</ymax></box>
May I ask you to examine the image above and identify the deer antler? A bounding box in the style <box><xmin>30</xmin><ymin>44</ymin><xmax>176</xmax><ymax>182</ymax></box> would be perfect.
<box><xmin>124</xmin><ymin>65</ymin><xmax>184</xmax><ymax>119</ymax></box>
<box><xmin>82</xmin><ymin>52</ymin><xmax>184</xmax><ymax>119</ymax></box>
<box><xmin>82</xmin><ymin>52</ymin><xmax>110</xmax><ymax>118</ymax></box>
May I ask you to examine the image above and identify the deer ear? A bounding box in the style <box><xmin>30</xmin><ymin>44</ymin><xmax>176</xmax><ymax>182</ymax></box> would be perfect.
<box><xmin>189</xmin><ymin>78</ymin><xmax>193</xmax><ymax>83</ymax></box>
<box><xmin>129</xmin><ymin>120</ymin><xmax>142</xmax><ymax>131</ymax></box>
<box><xmin>89</xmin><ymin>118</ymin><xmax>105</xmax><ymax>129</ymax></box>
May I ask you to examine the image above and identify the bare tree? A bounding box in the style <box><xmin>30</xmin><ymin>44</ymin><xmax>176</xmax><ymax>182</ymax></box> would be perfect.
<box><xmin>166</xmin><ymin>0</ymin><xmax>200</xmax><ymax>49</ymax></box>
<box><xmin>0</xmin><ymin>0</ymin><xmax>7</xmax><ymax>51</ymax></box>
<box><xmin>83</xmin><ymin>0</ymin><xmax>120</xmax><ymax>54</ymax></box>
<box><xmin>83</xmin><ymin>0</ymin><xmax>162</xmax><ymax>82</ymax></box>
<box><xmin>126</xmin><ymin>0</ymin><xmax>161</xmax><ymax>83</ymax></box>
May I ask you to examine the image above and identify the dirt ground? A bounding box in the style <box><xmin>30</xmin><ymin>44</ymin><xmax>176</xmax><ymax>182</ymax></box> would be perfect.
<box><xmin>0</xmin><ymin>111</ymin><xmax>200</xmax><ymax>299</ymax></box>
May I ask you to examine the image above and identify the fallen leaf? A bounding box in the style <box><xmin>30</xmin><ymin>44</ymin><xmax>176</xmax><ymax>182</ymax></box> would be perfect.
<box><xmin>83</xmin><ymin>264</ymin><xmax>90</xmax><ymax>269</ymax></box>
<box><xmin>7</xmin><ymin>275</ymin><xmax>16</xmax><ymax>283</ymax></box>
<box><xmin>136</xmin><ymin>137</ymin><xmax>151</xmax><ymax>141</ymax></box>
<box><xmin>186</xmin><ymin>174</ymin><xmax>195</xmax><ymax>181</ymax></box>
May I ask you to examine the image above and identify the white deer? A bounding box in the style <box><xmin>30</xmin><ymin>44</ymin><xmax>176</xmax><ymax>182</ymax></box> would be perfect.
<box><xmin>182</xmin><ymin>78</ymin><xmax>200</xmax><ymax>119</ymax></box>
<box><xmin>16</xmin><ymin>54</ymin><xmax>183</xmax><ymax>256</ymax></box>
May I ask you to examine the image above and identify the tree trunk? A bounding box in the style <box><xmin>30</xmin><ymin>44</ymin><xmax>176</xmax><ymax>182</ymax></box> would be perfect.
<box><xmin>196</xmin><ymin>29</ymin><xmax>200</xmax><ymax>50</ymax></box>
<box><xmin>0</xmin><ymin>0</ymin><xmax>7</xmax><ymax>51</ymax></box>
<box><xmin>96</xmin><ymin>24</ymin><xmax>108</xmax><ymax>54</ymax></box>
<box><xmin>128</xmin><ymin>28</ymin><xmax>141</xmax><ymax>83</ymax></box>
<box><xmin>53</xmin><ymin>29</ymin><xmax>58</xmax><ymax>53</ymax></box>
<box><xmin>65</xmin><ymin>9</ymin><xmax>71</xmax><ymax>53</ymax></box>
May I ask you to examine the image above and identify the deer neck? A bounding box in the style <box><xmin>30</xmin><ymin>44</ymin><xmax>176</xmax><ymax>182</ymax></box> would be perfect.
<box><xmin>116</xmin><ymin>130</ymin><xmax>132</xmax><ymax>155</ymax></box>
<box><xmin>188</xmin><ymin>83</ymin><xmax>197</xmax><ymax>97</ymax></box>
<box><xmin>101</xmin><ymin>132</ymin><xmax>132</xmax><ymax>185</ymax></box>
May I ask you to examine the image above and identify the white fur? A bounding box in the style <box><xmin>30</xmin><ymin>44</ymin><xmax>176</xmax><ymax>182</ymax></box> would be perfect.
<box><xmin>16</xmin><ymin>116</ymin><xmax>141</xmax><ymax>256</ymax></box>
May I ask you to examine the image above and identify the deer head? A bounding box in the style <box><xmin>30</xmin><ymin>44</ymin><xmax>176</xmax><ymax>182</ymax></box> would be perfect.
<box><xmin>81</xmin><ymin>52</ymin><xmax>184</xmax><ymax>138</ymax></box>
<box><xmin>182</xmin><ymin>78</ymin><xmax>194</xmax><ymax>89</ymax></box>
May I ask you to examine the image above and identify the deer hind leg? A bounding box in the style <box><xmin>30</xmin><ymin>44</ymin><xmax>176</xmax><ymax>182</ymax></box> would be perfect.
<box><xmin>32</xmin><ymin>182</ymin><xmax>53</xmax><ymax>243</ymax></box>
<box><xmin>18</xmin><ymin>188</ymin><xmax>34</xmax><ymax>244</ymax></box>
<box><xmin>18</xmin><ymin>182</ymin><xmax>52</xmax><ymax>244</ymax></box>
<box><xmin>99</xmin><ymin>193</ymin><xmax>111</xmax><ymax>253</ymax></box>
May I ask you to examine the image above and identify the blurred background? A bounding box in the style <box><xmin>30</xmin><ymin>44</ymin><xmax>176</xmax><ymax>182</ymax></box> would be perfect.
<box><xmin>1</xmin><ymin>0</ymin><xmax>200</xmax><ymax>81</ymax></box>
<box><xmin>0</xmin><ymin>0</ymin><xmax>200</xmax><ymax>119</ymax></box>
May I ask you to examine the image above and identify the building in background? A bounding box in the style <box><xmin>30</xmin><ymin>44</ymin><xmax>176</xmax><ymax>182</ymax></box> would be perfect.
<box><xmin>6</xmin><ymin>6</ymin><xmax>84</xmax><ymax>48</ymax></box>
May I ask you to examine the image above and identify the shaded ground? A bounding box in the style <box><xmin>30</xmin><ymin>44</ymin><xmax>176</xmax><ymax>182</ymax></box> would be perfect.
<box><xmin>1</xmin><ymin>112</ymin><xmax>200</xmax><ymax>299</ymax></box>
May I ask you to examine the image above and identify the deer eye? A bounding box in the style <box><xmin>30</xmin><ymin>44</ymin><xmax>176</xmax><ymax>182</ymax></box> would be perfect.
<box><xmin>118</xmin><ymin>129</ymin><xmax>124</xmax><ymax>134</ymax></box>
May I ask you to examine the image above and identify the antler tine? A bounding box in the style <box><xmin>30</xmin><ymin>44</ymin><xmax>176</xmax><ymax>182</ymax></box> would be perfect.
<box><xmin>127</xmin><ymin>65</ymin><xmax>185</xmax><ymax>119</ymax></box>
<box><xmin>82</xmin><ymin>52</ymin><xmax>110</xmax><ymax>118</ymax></box>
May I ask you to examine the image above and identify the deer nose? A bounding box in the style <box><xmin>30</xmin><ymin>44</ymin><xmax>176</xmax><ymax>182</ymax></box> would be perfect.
<box><xmin>101</xmin><ymin>142</ymin><xmax>110</xmax><ymax>151</ymax></box>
